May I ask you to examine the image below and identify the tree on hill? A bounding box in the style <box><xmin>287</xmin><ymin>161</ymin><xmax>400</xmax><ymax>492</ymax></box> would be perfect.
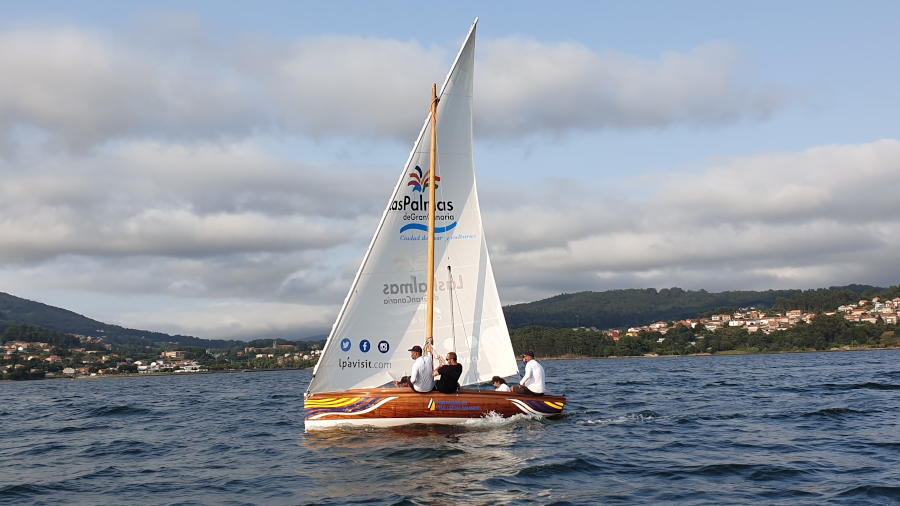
<box><xmin>503</xmin><ymin>287</ymin><xmax>803</xmax><ymax>330</ymax></box>
<box><xmin>503</xmin><ymin>284</ymin><xmax>898</xmax><ymax>331</ymax></box>
<box><xmin>1</xmin><ymin>324</ymin><xmax>80</xmax><ymax>348</ymax></box>
<box><xmin>509</xmin><ymin>314</ymin><xmax>897</xmax><ymax>358</ymax></box>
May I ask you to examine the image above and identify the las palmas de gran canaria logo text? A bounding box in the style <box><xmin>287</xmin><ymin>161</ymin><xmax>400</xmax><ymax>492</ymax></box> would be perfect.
<box><xmin>393</xmin><ymin>166</ymin><xmax>457</xmax><ymax>235</ymax></box>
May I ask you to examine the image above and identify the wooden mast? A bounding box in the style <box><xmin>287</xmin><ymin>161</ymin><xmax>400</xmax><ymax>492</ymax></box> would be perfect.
<box><xmin>425</xmin><ymin>83</ymin><xmax>439</xmax><ymax>356</ymax></box>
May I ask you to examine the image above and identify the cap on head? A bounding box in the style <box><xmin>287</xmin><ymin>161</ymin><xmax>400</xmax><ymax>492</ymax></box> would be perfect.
<box><xmin>523</xmin><ymin>350</ymin><xmax>535</xmax><ymax>358</ymax></box>
<box><xmin>409</xmin><ymin>345</ymin><xmax>423</xmax><ymax>354</ymax></box>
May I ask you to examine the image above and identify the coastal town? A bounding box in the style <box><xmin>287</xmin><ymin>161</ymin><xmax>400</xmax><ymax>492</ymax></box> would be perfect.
<box><xmin>0</xmin><ymin>333</ymin><xmax>322</xmax><ymax>380</ymax></box>
<box><xmin>571</xmin><ymin>297</ymin><xmax>900</xmax><ymax>342</ymax></box>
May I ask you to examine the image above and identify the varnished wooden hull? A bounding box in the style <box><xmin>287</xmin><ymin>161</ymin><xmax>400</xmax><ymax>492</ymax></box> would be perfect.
<box><xmin>304</xmin><ymin>388</ymin><xmax>565</xmax><ymax>430</ymax></box>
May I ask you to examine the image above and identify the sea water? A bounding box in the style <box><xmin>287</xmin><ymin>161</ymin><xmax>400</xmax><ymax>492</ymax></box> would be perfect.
<box><xmin>2</xmin><ymin>350</ymin><xmax>899</xmax><ymax>505</ymax></box>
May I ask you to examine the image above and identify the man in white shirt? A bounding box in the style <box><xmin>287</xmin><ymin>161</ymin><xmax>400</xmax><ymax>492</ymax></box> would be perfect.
<box><xmin>512</xmin><ymin>350</ymin><xmax>545</xmax><ymax>396</ymax></box>
<box><xmin>407</xmin><ymin>345</ymin><xmax>435</xmax><ymax>393</ymax></box>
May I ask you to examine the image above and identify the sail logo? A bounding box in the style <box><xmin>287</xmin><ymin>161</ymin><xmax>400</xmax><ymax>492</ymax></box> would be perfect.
<box><xmin>393</xmin><ymin>250</ymin><xmax>425</xmax><ymax>272</ymax></box>
<box><xmin>408</xmin><ymin>166</ymin><xmax>439</xmax><ymax>192</ymax></box>
<box><xmin>399</xmin><ymin>221</ymin><xmax>457</xmax><ymax>234</ymax></box>
<box><xmin>390</xmin><ymin>194</ymin><xmax>454</xmax><ymax>213</ymax></box>
<box><xmin>392</xmin><ymin>166</ymin><xmax>456</xmax><ymax>236</ymax></box>
<box><xmin>383</xmin><ymin>275</ymin><xmax>464</xmax><ymax>297</ymax></box>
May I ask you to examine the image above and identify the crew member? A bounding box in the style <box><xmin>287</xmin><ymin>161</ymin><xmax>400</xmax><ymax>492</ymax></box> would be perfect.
<box><xmin>491</xmin><ymin>376</ymin><xmax>511</xmax><ymax>392</ymax></box>
<box><xmin>408</xmin><ymin>345</ymin><xmax>435</xmax><ymax>393</ymax></box>
<box><xmin>433</xmin><ymin>352</ymin><xmax>463</xmax><ymax>393</ymax></box>
<box><xmin>512</xmin><ymin>350</ymin><xmax>544</xmax><ymax>396</ymax></box>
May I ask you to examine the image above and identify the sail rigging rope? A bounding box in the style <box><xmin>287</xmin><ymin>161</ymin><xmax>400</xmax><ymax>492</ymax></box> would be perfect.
<box><xmin>448</xmin><ymin>266</ymin><xmax>456</xmax><ymax>354</ymax></box>
<box><xmin>434</xmin><ymin>129</ymin><xmax>473</xmax><ymax>381</ymax></box>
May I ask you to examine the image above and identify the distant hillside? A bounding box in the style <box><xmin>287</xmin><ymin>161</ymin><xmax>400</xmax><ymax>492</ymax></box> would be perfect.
<box><xmin>298</xmin><ymin>334</ymin><xmax>328</xmax><ymax>341</ymax></box>
<box><xmin>502</xmin><ymin>284</ymin><xmax>891</xmax><ymax>330</ymax></box>
<box><xmin>0</xmin><ymin>292</ymin><xmax>228</xmax><ymax>347</ymax></box>
<box><xmin>4</xmin><ymin>282</ymin><xmax>896</xmax><ymax>348</ymax></box>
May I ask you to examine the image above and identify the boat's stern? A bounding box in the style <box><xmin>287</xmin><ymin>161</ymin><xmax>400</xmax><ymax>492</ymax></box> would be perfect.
<box><xmin>506</xmin><ymin>396</ymin><xmax>565</xmax><ymax>419</ymax></box>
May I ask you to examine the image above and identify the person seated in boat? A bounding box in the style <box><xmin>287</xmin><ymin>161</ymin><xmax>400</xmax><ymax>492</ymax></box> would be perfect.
<box><xmin>432</xmin><ymin>352</ymin><xmax>463</xmax><ymax>394</ymax></box>
<box><xmin>407</xmin><ymin>345</ymin><xmax>435</xmax><ymax>393</ymax></box>
<box><xmin>392</xmin><ymin>376</ymin><xmax>410</xmax><ymax>388</ymax></box>
<box><xmin>491</xmin><ymin>376</ymin><xmax>511</xmax><ymax>392</ymax></box>
<box><xmin>511</xmin><ymin>350</ymin><xmax>545</xmax><ymax>396</ymax></box>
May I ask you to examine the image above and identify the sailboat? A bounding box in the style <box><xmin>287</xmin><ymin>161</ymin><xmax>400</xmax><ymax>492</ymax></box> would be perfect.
<box><xmin>304</xmin><ymin>19</ymin><xmax>565</xmax><ymax>430</ymax></box>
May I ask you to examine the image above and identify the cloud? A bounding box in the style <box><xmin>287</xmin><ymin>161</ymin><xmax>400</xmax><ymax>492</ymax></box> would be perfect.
<box><xmin>1</xmin><ymin>255</ymin><xmax>347</xmax><ymax>340</ymax></box>
<box><xmin>0</xmin><ymin>28</ymin><xmax>265</xmax><ymax>151</ymax></box>
<box><xmin>115</xmin><ymin>299</ymin><xmax>339</xmax><ymax>341</ymax></box>
<box><xmin>241</xmin><ymin>36</ymin><xmax>448</xmax><ymax>141</ymax></box>
<box><xmin>0</xmin><ymin>25</ymin><xmax>791</xmax><ymax>151</ymax></box>
<box><xmin>0</xmin><ymin>140</ymin><xmax>392</xmax><ymax>263</ymax></box>
<box><xmin>482</xmin><ymin>139</ymin><xmax>900</xmax><ymax>302</ymax></box>
<box><xmin>42</xmin><ymin>286</ymin><xmax>339</xmax><ymax>341</ymax></box>
<box><xmin>476</xmin><ymin>39</ymin><xmax>792</xmax><ymax>138</ymax></box>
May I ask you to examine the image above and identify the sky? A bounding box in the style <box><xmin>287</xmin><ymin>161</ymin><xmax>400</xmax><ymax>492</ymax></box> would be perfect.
<box><xmin>1</xmin><ymin>1</ymin><xmax>899</xmax><ymax>341</ymax></box>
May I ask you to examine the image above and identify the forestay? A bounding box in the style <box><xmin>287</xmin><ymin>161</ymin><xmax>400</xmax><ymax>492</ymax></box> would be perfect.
<box><xmin>307</xmin><ymin>20</ymin><xmax>518</xmax><ymax>395</ymax></box>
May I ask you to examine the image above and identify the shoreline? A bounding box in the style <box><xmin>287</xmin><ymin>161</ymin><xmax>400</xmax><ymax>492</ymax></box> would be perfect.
<box><xmin>537</xmin><ymin>345</ymin><xmax>900</xmax><ymax>361</ymax></box>
<box><xmin>6</xmin><ymin>346</ymin><xmax>898</xmax><ymax>382</ymax></box>
<box><xmin>1</xmin><ymin>366</ymin><xmax>312</xmax><ymax>383</ymax></box>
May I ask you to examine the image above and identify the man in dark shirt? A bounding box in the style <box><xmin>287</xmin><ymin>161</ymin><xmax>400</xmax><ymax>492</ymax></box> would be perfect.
<box><xmin>432</xmin><ymin>352</ymin><xmax>463</xmax><ymax>394</ymax></box>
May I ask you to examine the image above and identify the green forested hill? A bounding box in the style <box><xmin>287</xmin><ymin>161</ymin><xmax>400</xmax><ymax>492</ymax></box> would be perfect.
<box><xmin>0</xmin><ymin>292</ymin><xmax>328</xmax><ymax>349</ymax></box>
<box><xmin>0</xmin><ymin>292</ymin><xmax>225</xmax><ymax>347</ymax></box>
<box><xmin>502</xmin><ymin>284</ymin><xmax>892</xmax><ymax>330</ymax></box>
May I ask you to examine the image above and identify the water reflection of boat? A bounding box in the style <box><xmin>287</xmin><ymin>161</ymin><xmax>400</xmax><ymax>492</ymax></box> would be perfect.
<box><xmin>304</xmin><ymin>19</ymin><xmax>564</xmax><ymax>430</ymax></box>
<box><xmin>299</xmin><ymin>416</ymin><xmax>534</xmax><ymax>504</ymax></box>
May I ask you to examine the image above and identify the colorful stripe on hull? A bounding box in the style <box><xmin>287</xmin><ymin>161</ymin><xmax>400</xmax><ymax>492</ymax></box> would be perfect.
<box><xmin>508</xmin><ymin>398</ymin><xmax>565</xmax><ymax>416</ymax></box>
<box><xmin>304</xmin><ymin>397</ymin><xmax>398</xmax><ymax>420</ymax></box>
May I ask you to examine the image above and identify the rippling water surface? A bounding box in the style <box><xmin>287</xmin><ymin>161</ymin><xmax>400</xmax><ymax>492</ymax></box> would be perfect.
<box><xmin>3</xmin><ymin>351</ymin><xmax>900</xmax><ymax>505</ymax></box>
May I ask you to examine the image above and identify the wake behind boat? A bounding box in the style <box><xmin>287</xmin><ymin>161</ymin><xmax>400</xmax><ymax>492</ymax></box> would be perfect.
<box><xmin>304</xmin><ymin>19</ymin><xmax>565</xmax><ymax>430</ymax></box>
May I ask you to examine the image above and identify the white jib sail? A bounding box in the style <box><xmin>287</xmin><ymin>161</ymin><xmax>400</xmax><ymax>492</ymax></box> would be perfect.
<box><xmin>307</xmin><ymin>20</ymin><xmax>518</xmax><ymax>395</ymax></box>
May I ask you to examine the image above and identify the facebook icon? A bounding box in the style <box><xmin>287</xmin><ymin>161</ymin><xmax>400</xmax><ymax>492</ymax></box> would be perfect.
<box><xmin>359</xmin><ymin>339</ymin><xmax>371</xmax><ymax>353</ymax></box>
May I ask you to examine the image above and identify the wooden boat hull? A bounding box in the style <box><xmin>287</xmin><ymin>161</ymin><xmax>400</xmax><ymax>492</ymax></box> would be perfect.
<box><xmin>304</xmin><ymin>388</ymin><xmax>565</xmax><ymax>430</ymax></box>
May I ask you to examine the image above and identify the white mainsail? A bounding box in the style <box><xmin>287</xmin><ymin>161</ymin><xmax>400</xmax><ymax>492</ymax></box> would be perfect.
<box><xmin>307</xmin><ymin>20</ymin><xmax>518</xmax><ymax>395</ymax></box>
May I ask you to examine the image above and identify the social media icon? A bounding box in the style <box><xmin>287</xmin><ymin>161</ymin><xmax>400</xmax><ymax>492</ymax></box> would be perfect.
<box><xmin>359</xmin><ymin>340</ymin><xmax>370</xmax><ymax>353</ymax></box>
<box><xmin>378</xmin><ymin>340</ymin><xmax>390</xmax><ymax>353</ymax></box>
<box><xmin>340</xmin><ymin>338</ymin><xmax>351</xmax><ymax>352</ymax></box>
